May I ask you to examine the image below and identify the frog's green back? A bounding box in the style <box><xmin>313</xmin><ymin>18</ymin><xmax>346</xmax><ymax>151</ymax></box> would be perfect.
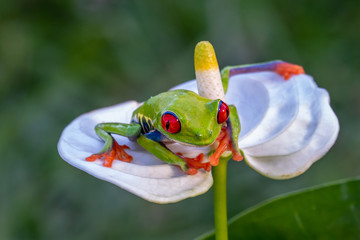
<box><xmin>132</xmin><ymin>90</ymin><xmax>211</xmax><ymax>126</ymax></box>
<box><xmin>132</xmin><ymin>89</ymin><xmax>222</xmax><ymax>146</ymax></box>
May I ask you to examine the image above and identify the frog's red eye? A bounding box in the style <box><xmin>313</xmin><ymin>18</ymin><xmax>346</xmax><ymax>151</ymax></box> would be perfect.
<box><xmin>161</xmin><ymin>111</ymin><xmax>181</xmax><ymax>133</ymax></box>
<box><xmin>217</xmin><ymin>100</ymin><xmax>229</xmax><ymax>124</ymax></box>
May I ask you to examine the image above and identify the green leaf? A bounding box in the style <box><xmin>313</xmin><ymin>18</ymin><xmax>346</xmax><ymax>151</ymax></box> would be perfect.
<box><xmin>199</xmin><ymin>178</ymin><xmax>360</xmax><ymax>240</ymax></box>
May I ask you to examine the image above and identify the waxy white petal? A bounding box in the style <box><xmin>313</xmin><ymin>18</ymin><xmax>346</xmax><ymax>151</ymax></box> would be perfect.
<box><xmin>58</xmin><ymin>101</ymin><xmax>213</xmax><ymax>203</ymax></box>
<box><xmin>59</xmin><ymin>71</ymin><xmax>339</xmax><ymax>203</ymax></box>
<box><xmin>229</xmin><ymin>73</ymin><xmax>339</xmax><ymax>179</ymax></box>
<box><xmin>172</xmin><ymin>72</ymin><xmax>339</xmax><ymax>179</ymax></box>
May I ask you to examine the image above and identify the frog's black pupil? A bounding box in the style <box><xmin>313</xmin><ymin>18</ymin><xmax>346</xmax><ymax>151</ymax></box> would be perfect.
<box><xmin>166</xmin><ymin>121</ymin><xmax>170</xmax><ymax>130</ymax></box>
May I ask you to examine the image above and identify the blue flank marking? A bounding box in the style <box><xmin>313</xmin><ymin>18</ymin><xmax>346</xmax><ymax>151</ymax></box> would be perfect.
<box><xmin>144</xmin><ymin>130</ymin><xmax>163</xmax><ymax>142</ymax></box>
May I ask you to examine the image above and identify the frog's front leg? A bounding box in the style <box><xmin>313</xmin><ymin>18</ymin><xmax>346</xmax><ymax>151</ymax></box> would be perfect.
<box><xmin>227</xmin><ymin>105</ymin><xmax>243</xmax><ymax>159</ymax></box>
<box><xmin>209</xmin><ymin>105</ymin><xmax>243</xmax><ymax>166</ymax></box>
<box><xmin>221</xmin><ymin>60</ymin><xmax>305</xmax><ymax>92</ymax></box>
<box><xmin>86</xmin><ymin>123</ymin><xmax>141</xmax><ymax>167</ymax></box>
<box><xmin>137</xmin><ymin>134</ymin><xmax>210</xmax><ymax>175</ymax></box>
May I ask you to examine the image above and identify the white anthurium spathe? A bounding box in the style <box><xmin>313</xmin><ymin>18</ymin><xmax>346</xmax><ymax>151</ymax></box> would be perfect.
<box><xmin>172</xmin><ymin>72</ymin><xmax>339</xmax><ymax>179</ymax></box>
<box><xmin>58</xmin><ymin>72</ymin><xmax>339</xmax><ymax>203</ymax></box>
<box><xmin>58</xmin><ymin>102</ymin><xmax>214</xmax><ymax>204</ymax></box>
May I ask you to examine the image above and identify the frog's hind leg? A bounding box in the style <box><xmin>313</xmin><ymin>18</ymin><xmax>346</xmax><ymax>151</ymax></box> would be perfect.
<box><xmin>221</xmin><ymin>60</ymin><xmax>305</xmax><ymax>92</ymax></box>
<box><xmin>86</xmin><ymin>123</ymin><xmax>141</xmax><ymax>167</ymax></box>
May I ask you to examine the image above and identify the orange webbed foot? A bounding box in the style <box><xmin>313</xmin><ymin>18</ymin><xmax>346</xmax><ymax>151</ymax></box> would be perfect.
<box><xmin>86</xmin><ymin>140</ymin><xmax>133</xmax><ymax>167</ymax></box>
<box><xmin>275</xmin><ymin>62</ymin><xmax>305</xmax><ymax>80</ymax></box>
<box><xmin>177</xmin><ymin>152</ymin><xmax>211</xmax><ymax>175</ymax></box>
<box><xmin>209</xmin><ymin>127</ymin><xmax>243</xmax><ymax>166</ymax></box>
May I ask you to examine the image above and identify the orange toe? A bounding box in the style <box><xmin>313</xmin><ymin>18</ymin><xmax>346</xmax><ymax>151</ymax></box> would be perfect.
<box><xmin>187</xmin><ymin>168</ymin><xmax>198</xmax><ymax>175</ymax></box>
<box><xmin>275</xmin><ymin>62</ymin><xmax>305</xmax><ymax>80</ymax></box>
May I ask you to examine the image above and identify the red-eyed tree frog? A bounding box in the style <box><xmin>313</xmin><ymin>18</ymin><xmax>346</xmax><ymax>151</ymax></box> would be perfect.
<box><xmin>86</xmin><ymin>42</ymin><xmax>304</xmax><ymax>175</ymax></box>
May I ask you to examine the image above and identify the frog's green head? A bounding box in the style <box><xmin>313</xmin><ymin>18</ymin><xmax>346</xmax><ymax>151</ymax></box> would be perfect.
<box><xmin>156</xmin><ymin>90</ymin><xmax>229</xmax><ymax>146</ymax></box>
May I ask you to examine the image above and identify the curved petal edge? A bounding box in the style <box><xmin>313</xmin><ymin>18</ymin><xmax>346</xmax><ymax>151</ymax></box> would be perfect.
<box><xmin>238</xmin><ymin>74</ymin><xmax>340</xmax><ymax>179</ymax></box>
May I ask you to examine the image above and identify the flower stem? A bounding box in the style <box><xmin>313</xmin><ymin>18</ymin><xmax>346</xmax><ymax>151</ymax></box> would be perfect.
<box><xmin>212</xmin><ymin>158</ymin><xmax>229</xmax><ymax>240</ymax></box>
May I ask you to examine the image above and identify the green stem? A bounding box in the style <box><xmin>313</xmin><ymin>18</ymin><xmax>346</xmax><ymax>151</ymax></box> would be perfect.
<box><xmin>212</xmin><ymin>158</ymin><xmax>229</xmax><ymax>240</ymax></box>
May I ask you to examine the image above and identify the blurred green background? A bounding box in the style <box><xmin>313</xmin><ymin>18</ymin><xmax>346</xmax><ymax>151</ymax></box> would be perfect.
<box><xmin>1</xmin><ymin>0</ymin><xmax>359</xmax><ymax>239</ymax></box>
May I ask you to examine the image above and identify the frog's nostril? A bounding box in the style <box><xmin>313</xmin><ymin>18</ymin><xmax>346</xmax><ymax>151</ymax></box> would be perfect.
<box><xmin>195</xmin><ymin>131</ymin><xmax>212</xmax><ymax>139</ymax></box>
